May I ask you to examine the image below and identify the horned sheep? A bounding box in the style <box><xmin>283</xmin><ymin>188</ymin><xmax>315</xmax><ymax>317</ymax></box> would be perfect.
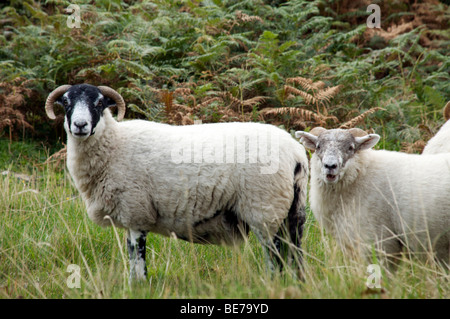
<box><xmin>45</xmin><ymin>84</ymin><xmax>309</xmax><ymax>282</ymax></box>
<box><xmin>296</xmin><ymin>127</ymin><xmax>450</xmax><ymax>266</ymax></box>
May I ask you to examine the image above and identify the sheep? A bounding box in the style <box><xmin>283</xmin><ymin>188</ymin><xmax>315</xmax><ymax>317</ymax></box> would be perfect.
<box><xmin>295</xmin><ymin>127</ymin><xmax>450</xmax><ymax>266</ymax></box>
<box><xmin>422</xmin><ymin>101</ymin><xmax>450</xmax><ymax>154</ymax></box>
<box><xmin>45</xmin><ymin>84</ymin><xmax>309</xmax><ymax>282</ymax></box>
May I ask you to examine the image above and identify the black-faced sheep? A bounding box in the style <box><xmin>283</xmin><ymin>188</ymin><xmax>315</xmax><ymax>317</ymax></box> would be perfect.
<box><xmin>46</xmin><ymin>84</ymin><xmax>309</xmax><ymax>282</ymax></box>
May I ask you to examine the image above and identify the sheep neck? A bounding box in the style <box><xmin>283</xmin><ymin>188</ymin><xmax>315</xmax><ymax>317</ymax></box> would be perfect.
<box><xmin>66</xmin><ymin>110</ymin><xmax>118</xmax><ymax>198</ymax></box>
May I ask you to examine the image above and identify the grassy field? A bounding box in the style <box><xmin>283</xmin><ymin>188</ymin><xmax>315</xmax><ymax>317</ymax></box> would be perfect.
<box><xmin>0</xmin><ymin>138</ymin><xmax>448</xmax><ymax>299</ymax></box>
<box><xmin>0</xmin><ymin>0</ymin><xmax>449</xmax><ymax>300</ymax></box>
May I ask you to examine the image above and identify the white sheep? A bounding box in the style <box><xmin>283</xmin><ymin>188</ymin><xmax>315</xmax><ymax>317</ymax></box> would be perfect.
<box><xmin>422</xmin><ymin>101</ymin><xmax>450</xmax><ymax>154</ymax></box>
<box><xmin>295</xmin><ymin>127</ymin><xmax>450</xmax><ymax>266</ymax></box>
<box><xmin>45</xmin><ymin>84</ymin><xmax>309</xmax><ymax>282</ymax></box>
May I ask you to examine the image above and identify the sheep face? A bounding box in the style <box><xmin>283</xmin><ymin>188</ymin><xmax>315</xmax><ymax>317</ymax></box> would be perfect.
<box><xmin>55</xmin><ymin>85</ymin><xmax>117</xmax><ymax>140</ymax></box>
<box><xmin>296</xmin><ymin>128</ymin><xmax>380</xmax><ymax>184</ymax></box>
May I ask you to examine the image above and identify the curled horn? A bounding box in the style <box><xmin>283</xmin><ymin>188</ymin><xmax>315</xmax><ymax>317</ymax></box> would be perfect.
<box><xmin>349</xmin><ymin>128</ymin><xmax>368</xmax><ymax>137</ymax></box>
<box><xmin>45</xmin><ymin>85</ymin><xmax>72</xmax><ymax>120</ymax></box>
<box><xmin>443</xmin><ymin>101</ymin><xmax>450</xmax><ymax>121</ymax></box>
<box><xmin>309</xmin><ymin>127</ymin><xmax>326</xmax><ymax>136</ymax></box>
<box><xmin>98</xmin><ymin>86</ymin><xmax>126</xmax><ymax>121</ymax></box>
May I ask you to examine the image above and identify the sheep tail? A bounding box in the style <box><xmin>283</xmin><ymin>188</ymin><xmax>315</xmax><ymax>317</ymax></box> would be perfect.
<box><xmin>288</xmin><ymin>162</ymin><xmax>307</xmax><ymax>249</ymax></box>
<box><xmin>271</xmin><ymin>161</ymin><xmax>307</xmax><ymax>270</ymax></box>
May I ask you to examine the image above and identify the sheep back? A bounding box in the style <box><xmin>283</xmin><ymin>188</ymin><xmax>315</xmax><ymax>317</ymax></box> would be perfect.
<box><xmin>68</xmin><ymin>110</ymin><xmax>308</xmax><ymax>245</ymax></box>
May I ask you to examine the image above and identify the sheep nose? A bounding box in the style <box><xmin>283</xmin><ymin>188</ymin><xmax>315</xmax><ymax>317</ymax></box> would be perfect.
<box><xmin>325</xmin><ymin>163</ymin><xmax>337</xmax><ymax>170</ymax></box>
<box><xmin>74</xmin><ymin>120</ymin><xmax>87</xmax><ymax>129</ymax></box>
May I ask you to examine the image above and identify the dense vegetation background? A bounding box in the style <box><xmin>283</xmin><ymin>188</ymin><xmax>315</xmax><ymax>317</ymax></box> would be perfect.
<box><xmin>0</xmin><ymin>0</ymin><xmax>449</xmax><ymax>299</ymax></box>
<box><xmin>1</xmin><ymin>0</ymin><xmax>449</xmax><ymax>151</ymax></box>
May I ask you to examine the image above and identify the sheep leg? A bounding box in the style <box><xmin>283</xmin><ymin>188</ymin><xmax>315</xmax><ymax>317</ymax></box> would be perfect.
<box><xmin>252</xmin><ymin>229</ymin><xmax>276</xmax><ymax>273</ymax></box>
<box><xmin>286</xmin><ymin>203</ymin><xmax>306</xmax><ymax>267</ymax></box>
<box><xmin>127</xmin><ymin>229</ymin><xmax>148</xmax><ymax>283</ymax></box>
<box><xmin>269</xmin><ymin>206</ymin><xmax>306</xmax><ymax>276</ymax></box>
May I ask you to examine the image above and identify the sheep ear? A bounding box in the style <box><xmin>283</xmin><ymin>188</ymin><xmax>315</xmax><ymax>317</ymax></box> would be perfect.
<box><xmin>355</xmin><ymin>134</ymin><xmax>380</xmax><ymax>150</ymax></box>
<box><xmin>443</xmin><ymin>101</ymin><xmax>450</xmax><ymax>121</ymax></box>
<box><xmin>295</xmin><ymin>131</ymin><xmax>318</xmax><ymax>150</ymax></box>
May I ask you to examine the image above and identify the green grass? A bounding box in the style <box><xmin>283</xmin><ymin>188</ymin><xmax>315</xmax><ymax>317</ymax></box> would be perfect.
<box><xmin>0</xmin><ymin>138</ymin><xmax>448</xmax><ymax>299</ymax></box>
<box><xmin>0</xmin><ymin>0</ymin><xmax>449</xmax><ymax>299</ymax></box>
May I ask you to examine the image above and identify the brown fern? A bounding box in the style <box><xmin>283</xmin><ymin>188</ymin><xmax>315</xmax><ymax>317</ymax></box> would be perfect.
<box><xmin>44</xmin><ymin>144</ymin><xmax>67</xmax><ymax>168</ymax></box>
<box><xmin>283</xmin><ymin>77</ymin><xmax>341</xmax><ymax>118</ymax></box>
<box><xmin>261</xmin><ymin>107</ymin><xmax>337</xmax><ymax>126</ymax></box>
<box><xmin>284</xmin><ymin>85</ymin><xmax>318</xmax><ymax>106</ymax></box>
<box><xmin>286</xmin><ymin>77</ymin><xmax>316</xmax><ymax>91</ymax></box>
<box><xmin>227</xmin><ymin>10</ymin><xmax>264</xmax><ymax>32</ymax></box>
<box><xmin>235</xmin><ymin>11</ymin><xmax>264</xmax><ymax>24</ymax></box>
<box><xmin>173</xmin><ymin>87</ymin><xmax>196</xmax><ymax>106</ymax></box>
<box><xmin>241</xmin><ymin>96</ymin><xmax>266</xmax><ymax>107</ymax></box>
<box><xmin>315</xmin><ymin>86</ymin><xmax>341</xmax><ymax>104</ymax></box>
<box><xmin>401</xmin><ymin>140</ymin><xmax>426</xmax><ymax>154</ymax></box>
<box><xmin>216</xmin><ymin>92</ymin><xmax>266</xmax><ymax>112</ymax></box>
<box><xmin>159</xmin><ymin>90</ymin><xmax>174</xmax><ymax>114</ymax></box>
<box><xmin>0</xmin><ymin>78</ymin><xmax>34</xmax><ymax>138</ymax></box>
<box><xmin>339</xmin><ymin>107</ymin><xmax>384</xmax><ymax>129</ymax></box>
<box><xmin>195</xmin><ymin>97</ymin><xmax>222</xmax><ymax>110</ymax></box>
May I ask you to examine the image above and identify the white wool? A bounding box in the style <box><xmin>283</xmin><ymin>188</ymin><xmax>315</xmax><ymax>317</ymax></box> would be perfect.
<box><xmin>309</xmin><ymin>143</ymin><xmax>450</xmax><ymax>263</ymax></box>
<box><xmin>67</xmin><ymin>110</ymin><xmax>309</xmax><ymax>244</ymax></box>
<box><xmin>422</xmin><ymin>121</ymin><xmax>450</xmax><ymax>154</ymax></box>
<box><xmin>423</xmin><ymin>102</ymin><xmax>450</xmax><ymax>155</ymax></box>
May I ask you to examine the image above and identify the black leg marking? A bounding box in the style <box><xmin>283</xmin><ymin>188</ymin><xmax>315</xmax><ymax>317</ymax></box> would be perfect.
<box><xmin>127</xmin><ymin>229</ymin><xmax>148</xmax><ymax>283</ymax></box>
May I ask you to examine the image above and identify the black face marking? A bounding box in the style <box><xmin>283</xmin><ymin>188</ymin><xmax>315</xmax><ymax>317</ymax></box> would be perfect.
<box><xmin>55</xmin><ymin>84</ymin><xmax>116</xmax><ymax>137</ymax></box>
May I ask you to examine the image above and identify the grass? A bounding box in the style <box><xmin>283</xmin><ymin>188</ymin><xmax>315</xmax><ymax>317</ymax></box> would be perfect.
<box><xmin>0</xmin><ymin>137</ymin><xmax>448</xmax><ymax>299</ymax></box>
<box><xmin>0</xmin><ymin>0</ymin><xmax>448</xmax><ymax>300</ymax></box>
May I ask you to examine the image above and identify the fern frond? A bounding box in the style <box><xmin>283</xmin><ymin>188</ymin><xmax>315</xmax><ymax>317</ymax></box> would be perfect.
<box><xmin>339</xmin><ymin>107</ymin><xmax>384</xmax><ymax>129</ymax></box>
<box><xmin>284</xmin><ymin>85</ymin><xmax>318</xmax><ymax>105</ymax></box>
<box><xmin>260</xmin><ymin>107</ymin><xmax>327</xmax><ymax>125</ymax></box>
<box><xmin>196</xmin><ymin>97</ymin><xmax>222</xmax><ymax>109</ymax></box>
<box><xmin>242</xmin><ymin>96</ymin><xmax>266</xmax><ymax>107</ymax></box>
<box><xmin>286</xmin><ymin>77</ymin><xmax>315</xmax><ymax>91</ymax></box>
<box><xmin>234</xmin><ymin>11</ymin><xmax>264</xmax><ymax>24</ymax></box>
<box><xmin>315</xmin><ymin>85</ymin><xmax>341</xmax><ymax>103</ymax></box>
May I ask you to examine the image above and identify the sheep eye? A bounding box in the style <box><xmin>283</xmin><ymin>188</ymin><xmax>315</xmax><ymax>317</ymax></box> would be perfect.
<box><xmin>316</xmin><ymin>144</ymin><xmax>321</xmax><ymax>150</ymax></box>
<box><xmin>349</xmin><ymin>145</ymin><xmax>355</xmax><ymax>151</ymax></box>
<box><xmin>97</xmin><ymin>101</ymin><xmax>103</xmax><ymax>108</ymax></box>
<box><xmin>63</xmin><ymin>99</ymin><xmax>69</xmax><ymax>107</ymax></box>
